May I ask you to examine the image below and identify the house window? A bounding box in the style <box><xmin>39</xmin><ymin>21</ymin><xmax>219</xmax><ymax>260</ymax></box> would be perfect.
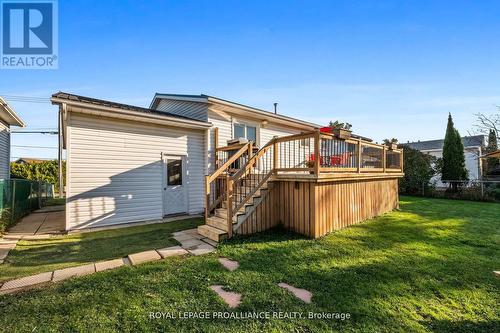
<box><xmin>167</xmin><ymin>159</ymin><xmax>183</xmax><ymax>186</ymax></box>
<box><xmin>233</xmin><ymin>123</ymin><xmax>257</xmax><ymax>143</ymax></box>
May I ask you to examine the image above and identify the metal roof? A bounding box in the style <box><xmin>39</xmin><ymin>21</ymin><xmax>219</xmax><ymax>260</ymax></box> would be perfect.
<box><xmin>150</xmin><ymin>93</ymin><xmax>321</xmax><ymax>129</ymax></box>
<box><xmin>51</xmin><ymin>92</ymin><xmax>206</xmax><ymax>122</ymax></box>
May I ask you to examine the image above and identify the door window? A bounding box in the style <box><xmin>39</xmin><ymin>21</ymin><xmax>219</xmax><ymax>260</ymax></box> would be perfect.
<box><xmin>167</xmin><ymin>159</ymin><xmax>183</xmax><ymax>186</ymax></box>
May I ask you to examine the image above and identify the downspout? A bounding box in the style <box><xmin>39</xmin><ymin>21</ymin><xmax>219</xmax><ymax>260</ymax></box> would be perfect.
<box><xmin>58</xmin><ymin>104</ymin><xmax>65</xmax><ymax>197</ymax></box>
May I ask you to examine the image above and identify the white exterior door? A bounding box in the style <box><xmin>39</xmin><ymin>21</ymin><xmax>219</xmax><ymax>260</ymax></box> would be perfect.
<box><xmin>163</xmin><ymin>155</ymin><xmax>187</xmax><ymax>215</ymax></box>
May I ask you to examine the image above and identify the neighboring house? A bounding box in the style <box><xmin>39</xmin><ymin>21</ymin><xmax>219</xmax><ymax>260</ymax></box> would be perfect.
<box><xmin>0</xmin><ymin>97</ymin><xmax>26</xmax><ymax>179</ymax></box>
<box><xmin>14</xmin><ymin>157</ymin><xmax>49</xmax><ymax>165</ymax></box>
<box><xmin>51</xmin><ymin>92</ymin><xmax>318</xmax><ymax>230</ymax></box>
<box><xmin>406</xmin><ymin>135</ymin><xmax>486</xmax><ymax>186</ymax></box>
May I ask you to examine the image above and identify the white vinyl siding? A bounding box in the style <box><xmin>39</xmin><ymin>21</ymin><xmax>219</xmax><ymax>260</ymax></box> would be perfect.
<box><xmin>206</xmin><ymin>109</ymin><xmax>303</xmax><ymax>172</ymax></box>
<box><xmin>155</xmin><ymin>99</ymin><xmax>208</xmax><ymax>122</ymax></box>
<box><xmin>66</xmin><ymin>113</ymin><xmax>205</xmax><ymax>230</ymax></box>
<box><xmin>0</xmin><ymin>121</ymin><xmax>10</xmax><ymax>179</ymax></box>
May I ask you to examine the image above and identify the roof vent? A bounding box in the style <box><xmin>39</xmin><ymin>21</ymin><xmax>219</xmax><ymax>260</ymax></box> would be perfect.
<box><xmin>273</xmin><ymin>103</ymin><xmax>278</xmax><ymax>114</ymax></box>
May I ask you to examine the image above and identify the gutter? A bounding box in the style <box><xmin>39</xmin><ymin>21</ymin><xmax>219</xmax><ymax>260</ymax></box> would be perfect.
<box><xmin>0</xmin><ymin>97</ymin><xmax>26</xmax><ymax>127</ymax></box>
<box><xmin>51</xmin><ymin>97</ymin><xmax>212</xmax><ymax>130</ymax></box>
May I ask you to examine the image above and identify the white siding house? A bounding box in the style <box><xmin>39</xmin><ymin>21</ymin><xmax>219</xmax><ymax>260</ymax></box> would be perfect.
<box><xmin>407</xmin><ymin>135</ymin><xmax>486</xmax><ymax>186</ymax></box>
<box><xmin>0</xmin><ymin>98</ymin><xmax>25</xmax><ymax>179</ymax></box>
<box><xmin>53</xmin><ymin>92</ymin><xmax>320</xmax><ymax>231</ymax></box>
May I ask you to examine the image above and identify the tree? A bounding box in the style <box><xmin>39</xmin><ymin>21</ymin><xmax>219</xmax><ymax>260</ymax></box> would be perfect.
<box><xmin>399</xmin><ymin>145</ymin><xmax>437</xmax><ymax>195</ymax></box>
<box><xmin>10</xmin><ymin>160</ymin><xmax>65</xmax><ymax>190</ymax></box>
<box><xmin>470</xmin><ymin>110</ymin><xmax>499</xmax><ymax>138</ymax></box>
<box><xmin>442</xmin><ymin>113</ymin><xmax>468</xmax><ymax>190</ymax></box>
<box><xmin>486</xmin><ymin>129</ymin><xmax>499</xmax><ymax>174</ymax></box>
<box><xmin>328</xmin><ymin>120</ymin><xmax>352</xmax><ymax>130</ymax></box>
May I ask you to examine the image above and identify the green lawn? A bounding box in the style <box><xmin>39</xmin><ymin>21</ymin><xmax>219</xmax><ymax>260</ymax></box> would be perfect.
<box><xmin>0</xmin><ymin>197</ymin><xmax>499</xmax><ymax>332</ymax></box>
<box><xmin>0</xmin><ymin>218</ymin><xmax>203</xmax><ymax>282</ymax></box>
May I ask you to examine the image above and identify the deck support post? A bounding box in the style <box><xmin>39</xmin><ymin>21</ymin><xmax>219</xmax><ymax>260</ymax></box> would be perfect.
<box><xmin>213</xmin><ymin>128</ymin><xmax>219</xmax><ymax>201</ymax></box>
<box><xmin>357</xmin><ymin>139</ymin><xmax>362</xmax><ymax>173</ymax></box>
<box><xmin>204</xmin><ymin>175</ymin><xmax>210</xmax><ymax>219</ymax></box>
<box><xmin>226</xmin><ymin>174</ymin><xmax>233</xmax><ymax>238</ymax></box>
<box><xmin>314</xmin><ymin>130</ymin><xmax>321</xmax><ymax>175</ymax></box>
<box><xmin>248</xmin><ymin>141</ymin><xmax>253</xmax><ymax>161</ymax></box>
<box><xmin>382</xmin><ymin>145</ymin><xmax>387</xmax><ymax>172</ymax></box>
<box><xmin>214</xmin><ymin>127</ymin><xmax>219</xmax><ymax>169</ymax></box>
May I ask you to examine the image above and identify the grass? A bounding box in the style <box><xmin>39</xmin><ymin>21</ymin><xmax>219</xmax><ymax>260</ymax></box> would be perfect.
<box><xmin>0</xmin><ymin>217</ymin><xmax>203</xmax><ymax>282</ymax></box>
<box><xmin>0</xmin><ymin>196</ymin><xmax>499</xmax><ymax>332</ymax></box>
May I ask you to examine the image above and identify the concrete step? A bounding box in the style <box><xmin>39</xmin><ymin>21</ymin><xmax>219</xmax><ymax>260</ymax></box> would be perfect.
<box><xmin>206</xmin><ymin>216</ymin><xmax>229</xmax><ymax>231</ymax></box>
<box><xmin>197</xmin><ymin>225</ymin><xmax>228</xmax><ymax>243</ymax></box>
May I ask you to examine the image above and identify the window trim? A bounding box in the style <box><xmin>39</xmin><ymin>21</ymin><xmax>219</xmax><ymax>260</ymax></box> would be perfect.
<box><xmin>232</xmin><ymin>119</ymin><xmax>259</xmax><ymax>147</ymax></box>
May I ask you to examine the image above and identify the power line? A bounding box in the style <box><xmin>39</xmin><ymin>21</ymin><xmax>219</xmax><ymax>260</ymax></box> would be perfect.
<box><xmin>11</xmin><ymin>131</ymin><xmax>58</xmax><ymax>134</ymax></box>
<box><xmin>12</xmin><ymin>145</ymin><xmax>58</xmax><ymax>149</ymax></box>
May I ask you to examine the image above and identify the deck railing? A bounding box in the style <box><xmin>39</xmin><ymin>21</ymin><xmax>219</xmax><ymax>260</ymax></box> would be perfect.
<box><xmin>206</xmin><ymin>129</ymin><xmax>403</xmax><ymax>236</ymax></box>
<box><xmin>270</xmin><ymin>130</ymin><xmax>403</xmax><ymax>175</ymax></box>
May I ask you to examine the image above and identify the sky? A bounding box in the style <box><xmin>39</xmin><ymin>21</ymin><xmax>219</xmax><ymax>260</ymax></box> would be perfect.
<box><xmin>1</xmin><ymin>0</ymin><xmax>500</xmax><ymax>160</ymax></box>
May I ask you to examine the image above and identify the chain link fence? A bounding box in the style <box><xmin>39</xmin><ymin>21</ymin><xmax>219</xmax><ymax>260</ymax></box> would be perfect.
<box><xmin>0</xmin><ymin>179</ymin><xmax>54</xmax><ymax>233</ymax></box>
<box><xmin>409</xmin><ymin>180</ymin><xmax>500</xmax><ymax>202</ymax></box>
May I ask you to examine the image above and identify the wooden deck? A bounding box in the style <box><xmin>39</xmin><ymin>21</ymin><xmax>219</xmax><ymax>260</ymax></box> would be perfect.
<box><xmin>200</xmin><ymin>129</ymin><xmax>404</xmax><ymax>241</ymax></box>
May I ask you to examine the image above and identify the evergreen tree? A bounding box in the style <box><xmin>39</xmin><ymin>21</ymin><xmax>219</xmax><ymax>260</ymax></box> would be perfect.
<box><xmin>486</xmin><ymin>129</ymin><xmax>499</xmax><ymax>174</ymax></box>
<box><xmin>441</xmin><ymin>113</ymin><xmax>468</xmax><ymax>190</ymax></box>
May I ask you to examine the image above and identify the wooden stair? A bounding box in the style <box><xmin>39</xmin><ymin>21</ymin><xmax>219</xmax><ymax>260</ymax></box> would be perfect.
<box><xmin>198</xmin><ymin>182</ymin><xmax>272</xmax><ymax>242</ymax></box>
<box><xmin>202</xmin><ymin>140</ymin><xmax>275</xmax><ymax>243</ymax></box>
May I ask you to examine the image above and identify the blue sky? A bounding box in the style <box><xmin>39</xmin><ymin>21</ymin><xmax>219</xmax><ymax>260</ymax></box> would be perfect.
<box><xmin>2</xmin><ymin>0</ymin><xmax>500</xmax><ymax>159</ymax></box>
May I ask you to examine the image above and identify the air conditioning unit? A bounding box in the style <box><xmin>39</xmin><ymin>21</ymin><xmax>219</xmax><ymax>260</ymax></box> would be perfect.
<box><xmin>227</xmin><ymin>138</ymin><xmax>248</xmax><ymax>146</ymax></box>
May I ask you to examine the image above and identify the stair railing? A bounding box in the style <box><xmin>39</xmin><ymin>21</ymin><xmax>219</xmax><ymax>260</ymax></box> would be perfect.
<box><xmin>205</xmin><ymin>142</ymin><xmax>251</xmax><ymax>219</ymax></box>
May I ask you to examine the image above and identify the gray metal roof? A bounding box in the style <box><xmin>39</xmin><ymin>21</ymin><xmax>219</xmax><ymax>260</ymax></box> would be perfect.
<box><xmin>406</xmin><ymin>135</ymin><xmax>486</xmax><ymax>150</ymax></box>
<box><xmin>52</xmin><ymin>92</ymin><xmax>205</xmax><ymax>122</ymax></box>
<box><xmin>151</xmin><ymin>93</ymin><xmax>322</xmax><ymax>128</ymax></box>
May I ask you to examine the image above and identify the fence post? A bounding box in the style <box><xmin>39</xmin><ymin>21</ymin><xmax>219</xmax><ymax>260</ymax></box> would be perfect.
<box><xmin>38</xmin><ymin>181</ymin><xmax>42</xmax><ymax>209</ymax></box>
<box><xmin>11</xmin><ymin>180</ymin><xmax>16</xmax><ymax>224</ymax></box>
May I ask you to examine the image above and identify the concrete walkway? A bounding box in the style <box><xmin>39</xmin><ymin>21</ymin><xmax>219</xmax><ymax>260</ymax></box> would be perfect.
<box><xmin>7</xmin><ymin>205</ymin><xmax>65</xmax><ymax>237</ymax></box>
<box><xmin>0</xmin><ymin>228</ymin><xmax>216</xmax><ymax>295</ymax></box>
<box><xmin>0</xmin><ymin>207</ymin><xmax>66</xmax><ymax>264</ymax></box>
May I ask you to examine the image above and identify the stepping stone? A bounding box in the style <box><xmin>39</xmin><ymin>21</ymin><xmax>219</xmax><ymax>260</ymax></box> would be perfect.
<box><xmin>53</xmin><ymin>264</ymin><xmax>96</xmax><ymax>282</ymax></box>
<box><xmin>0</xmin><ymin>238</ymin><xmax>18</xmax><ymax>245</ymax></box>
<box><xmin>218</xmin><ymin>258</ymin><xmax>239</xmax><ymax>271</ymax></box>
<box><xmin>0</xmin><ymin>243</ymin><xmax>16</xmax><ymax>260</ymax></box>
<box><xmin>128</xmin><ymin>250</ymin><xmax>161</xmax><ymax>266</ymax></box>
<box><xmin>0</xmin><ymin>272</ymin><xmax>53</xmax><ymax>293</ymax></box>
<box><xmin>188</xmin><ymin>243</ymin><xmax>215</xmax><ymax>256</ymax></box>
<box><xmin>278</xmin><ymin>282</ymin><xmax>313</xmax><ymax>303</ymax></box>
<box><xmin>157</xmin><ymin>246</ymin><xmax>188</xmax><ymax>258</ymax></box>
<box><xmin>210</xmin><ymin>285</ymin><xmax>241</xmax><ymax>308</ymax></box>
<box><xmin>173</xmin><ymin>233</ymin><xmax>195</xmax><ymax>242</ymax></box>
<box><xmin>95</xmin><ymin>258</ymin><xmax>125</xmax><ymax>272</ymax></box>
<box><xmin>180</xmin><ymin>238</ymin><xmax>205</xmax><ymax>250</ymax></box>
<box><xmin>202</xmin><ymin>238</ymin><xmax>218</xmax><ymax>247</ymax></box>
<box><xmin>2</xmin><ymin>235</ymin><xmax>22</xmax><ymax>241</ymax></box>
<box><xmin>183</xmin><ymin>229</ymin><xmax>205</xmax><ymax>239</ymax></box>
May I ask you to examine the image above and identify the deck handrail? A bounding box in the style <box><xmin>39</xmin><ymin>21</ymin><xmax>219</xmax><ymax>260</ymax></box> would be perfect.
<box><xmin>206</xmin><ymin>128</ymin><xmax>404</xmax><ymax>238</ymax></box>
